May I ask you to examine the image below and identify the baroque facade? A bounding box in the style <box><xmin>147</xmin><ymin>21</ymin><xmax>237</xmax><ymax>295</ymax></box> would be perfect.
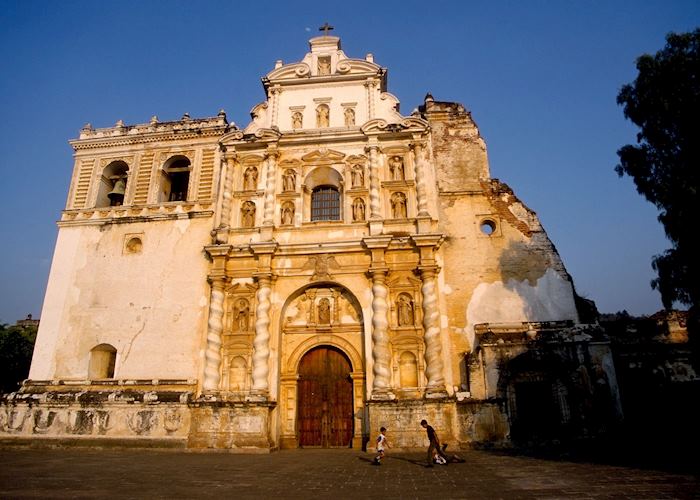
<box><xmin>1</xmin><ymin>34</ymin><xmax>622</xmax><ymax>450</ymax></box>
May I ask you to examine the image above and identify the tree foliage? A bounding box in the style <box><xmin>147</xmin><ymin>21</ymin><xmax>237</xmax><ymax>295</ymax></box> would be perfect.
<box><xmin>0</xmin><ymin>324</ymin><xmax>36</xmax><ymax>394</ymax></box>
<box><xmin>616</xmin><ymin>29</ymin><xmax>700</xmax><ymax>311</ymax></box>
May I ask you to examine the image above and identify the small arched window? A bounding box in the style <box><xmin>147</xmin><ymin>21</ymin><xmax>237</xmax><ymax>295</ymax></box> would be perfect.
<box><xmin>88</xmin><ymin>344</ymin><xmax>117</xmax><ymax>379</ymax></box>
<box><xmin>160</xmin><ymin>156</ymin><xmax>191</xmax><ymax>202</ymax></box>
<box><xmin>311</xmin><ymin>185</ymin><xmax>340</xmax><ymax>221</ymax></box>
<box><xmin>96</xmin><ymin>161</ymin><xmax>129</xmax><ymax>207</ymax></box>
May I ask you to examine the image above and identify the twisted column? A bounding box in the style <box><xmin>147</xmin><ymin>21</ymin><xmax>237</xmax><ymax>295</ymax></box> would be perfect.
<box><xmin>370</xmin><ymin>269</ymin><xmax>392</xmax><ymax>399</ymax></box>
<box><xmin>367</xmin><ymin>145</ymin><xmax>381</xmax><ymax>219</ymax></box>
<box><xmin>251</xmin><ymin>274</ymin><xmax>272</xmax><ymax>396</ymax></box>
<box><xmin>203</xmin><ymin>276</ymin><xmax>226</xmax><ymax>392</ymax></box>
<box><xmin>263</xmin><ymin>151</ymin><xmax>277</xmax><ymax>227</ymax></box>
<box><xmin>411</xmin><ymin>141</ymin><xmax>430</xmax><ymax>217</ymax></box>
<box><xmin>420</xmin><ymin>267</ymin><xmax>446</xmax><ymax>397</ymax></box>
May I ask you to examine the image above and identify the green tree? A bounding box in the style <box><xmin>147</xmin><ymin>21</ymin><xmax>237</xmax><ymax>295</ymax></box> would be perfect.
<box><xmin>0</xmin><ymin>323</ymin><xmax>37</xmax><ymax>394</ymax></box>
<box><xmin>616</xmin><ymin>29</ymin><xmax>700</xmax><ymax>318</ymax></box>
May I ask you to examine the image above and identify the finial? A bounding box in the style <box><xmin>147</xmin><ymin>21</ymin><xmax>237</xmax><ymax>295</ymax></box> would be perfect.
<box><xmin>319</xmin><ymin>22</ymin><xmax>334</xmax><ymax>36</ymax></box>
<box><xmin>150</xmin><ymin>115</ymin><xmax>159</xmax><ymax>124</ymax></box>
<box><xmin>115</xmin><ymin>119</ymin><xmax>125</xmax><ymax>127</ymax></box>
<box><xmin>218</xmin><ymin>109</ymin><xmax>226</xmax><ymax>117</ymax></box>
<box><xmin>182</xmin><ymin>112</ymin><xmax>191</xmax><ymax>121</ymax></box>
<box><xmin>424</xmin><ymin>93</ymin><xmax>434</xmax><ymax>102</ymax></box>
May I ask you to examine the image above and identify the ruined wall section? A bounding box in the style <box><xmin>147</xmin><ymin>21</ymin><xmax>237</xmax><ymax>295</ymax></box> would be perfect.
<box><xmin>420</xmin><ymin>98</ymin><xmax>489</xmax><ymax>192</ymax></box>
<box><xmin>424</xmin><ymin>100</ymin><xmax>579</xmax><ymax>387</ymax></box>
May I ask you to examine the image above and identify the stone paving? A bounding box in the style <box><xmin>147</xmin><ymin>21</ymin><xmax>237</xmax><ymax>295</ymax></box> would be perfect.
<box><xmin>0</xmin><ymin>447</ymin><xmax>698</xmax><ymax>499</ymax></box>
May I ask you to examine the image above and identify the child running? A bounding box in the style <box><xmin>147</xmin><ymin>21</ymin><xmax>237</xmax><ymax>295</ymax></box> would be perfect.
<box><xmin>373</xmin><ymin>427</ymin><xmax>389</xmax><ymax>465</ymax></box>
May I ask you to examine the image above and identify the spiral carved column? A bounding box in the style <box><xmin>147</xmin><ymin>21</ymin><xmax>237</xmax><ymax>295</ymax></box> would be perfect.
<box><xmin>370</xmin><ymin>269</ymin><xmax>393</xmax><ymax>399</ymax></box>
<box><xmin>420</xmin><ymin>267</ymin><xmax>447</xmax><ymax>397</ymax></box>
<box><xmin>251</xmin><ymin>274</ymin><xmax>272</xmax><ymax>398</ymax></box>
<box><xmin>411</xmin><ymin>141</ymin><xmax>430</xmax><ymax>217</ymax></box>
<box><xmin>203</xmin><ymin>276</ymin><xmax>226</xmax><ymax>392</ymax></box>
<box><xmin>367</xmin><ymin>145</ymin><xmax>381</xmax><ymax>219</ymax></box>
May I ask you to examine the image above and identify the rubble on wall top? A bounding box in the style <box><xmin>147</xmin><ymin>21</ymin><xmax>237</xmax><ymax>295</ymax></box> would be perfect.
<box><xmin>76</xmin><ymin>110</ymin><xmax>232</xmax><ymax>140</ymax></box>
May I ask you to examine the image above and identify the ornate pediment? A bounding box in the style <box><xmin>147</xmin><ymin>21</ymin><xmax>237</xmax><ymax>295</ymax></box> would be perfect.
<box><xmin>267</xmin><ymin>63</ymin><xmax>311</xmax><ymax>81</ymax></box>
<box><xmin>301</xmin><ymin>148</ymin><xmax>346</xmax><ymax>164</ymax></box>
<box><xmin>335</xmin><ymin>58</ymin><xmax>382</xmax><ymax>75</ymax></box>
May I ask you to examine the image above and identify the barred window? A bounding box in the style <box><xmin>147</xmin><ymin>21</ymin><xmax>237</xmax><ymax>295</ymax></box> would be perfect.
<box><xmin>311</xmin><ymin>185</ymin><xmax>340</xmax><ymax>221</ymax></box>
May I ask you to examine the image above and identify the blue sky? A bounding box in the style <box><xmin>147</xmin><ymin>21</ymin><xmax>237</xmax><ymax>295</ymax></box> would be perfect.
<box><xmin>1</xmin><ymin>1</ymin><xmax>698</xmax><ymax>323</ymax></box>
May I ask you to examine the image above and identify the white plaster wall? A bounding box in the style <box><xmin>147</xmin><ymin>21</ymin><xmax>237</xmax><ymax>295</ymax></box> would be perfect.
<box><xmin>465</xmin><ymin>268</ymin><xmax>579</xmax><ymax>347</ymax></box>
<box><xmin>29</xmin><ymin>218</ymin><xmax>212</xmax><ymax>380</ymax></box>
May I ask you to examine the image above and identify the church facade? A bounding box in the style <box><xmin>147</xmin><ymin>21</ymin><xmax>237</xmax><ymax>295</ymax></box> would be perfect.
<box><xmin>1</xmin><ymin>34</ymin><xmax>621</xmax><ymax>450</ymax></box>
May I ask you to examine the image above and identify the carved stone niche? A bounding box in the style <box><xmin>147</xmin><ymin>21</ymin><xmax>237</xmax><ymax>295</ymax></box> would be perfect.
<box><xmin>238</xmin><ymin>155</ymin><xmax>265</xmax><ymax>194</ymax></box>
<box><xmin>279</xmin><ymin>159</ymin><xmax>302</xmax><ymax>193</ymax></box>
<box><xmin>224</xmin><ymin>283</ymin><xmax>257</xmax><ymax>335</ymax></box>
<box><xmin>222</xmin><ymin>282</ymin><xmax>257</xmax><ymax>398</ymax></box>
<box><xmin>345</xmin><ymin>155</ymin><xmax>368</xmax><ymax>192</ymax></box>
<box><xmin>386</xmin><ymin>272</ymin><xmax>423</xmax><ymax>334</ymax></box>
<box><xmin>386</xmin><ymin>272</ymin><xmax>425</xmax><ymax>398</ymax></box>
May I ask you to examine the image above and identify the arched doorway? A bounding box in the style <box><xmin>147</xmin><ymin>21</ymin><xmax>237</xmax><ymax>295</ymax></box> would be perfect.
<box><xmin>297</xmin><ymin>346</ymin><xmax>354</xmax><ymax>447</ymax></box>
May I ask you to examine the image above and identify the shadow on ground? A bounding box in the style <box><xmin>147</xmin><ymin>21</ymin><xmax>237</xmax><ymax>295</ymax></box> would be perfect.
<box><xmin>483</xmin><ymin>431</ymin><xmax>700</xmax><ymax>475</ymax></box>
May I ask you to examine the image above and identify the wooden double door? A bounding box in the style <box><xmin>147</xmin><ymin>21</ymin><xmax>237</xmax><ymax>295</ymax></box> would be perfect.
<box><xmin>297</xmin><ymin>346</ymin><xmax>354</xmax><ymax>447</ymax></box>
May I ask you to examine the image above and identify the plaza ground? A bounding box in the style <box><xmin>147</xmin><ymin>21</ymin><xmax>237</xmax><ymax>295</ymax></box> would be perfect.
<box><xmin>1</xmin><ymin>446</ymin><xmax>698</xmax><ymax>499</ymax></box>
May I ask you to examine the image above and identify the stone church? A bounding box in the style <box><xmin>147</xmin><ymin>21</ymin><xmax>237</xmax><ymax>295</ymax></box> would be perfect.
<box><xmin>1</xmin><ymin>33</ymin><xmax>622</xmax><ymax>450</ymax></box>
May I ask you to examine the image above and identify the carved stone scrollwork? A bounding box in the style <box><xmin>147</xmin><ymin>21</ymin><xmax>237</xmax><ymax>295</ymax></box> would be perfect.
<box><xmin>163</xmin><ymin>409</ymin><xmax>182</xmax><ymax>434</ymax></box>
<box><xmin>127</xmin><ymin>410</ymin><xmax>157</xmax><ymax>435</ymax></box>
<box><xmin>295</xmin><ymin>64</ymin><xmax>310</xmax><ymax>77</ymax></box>
<box><xmin>96</xmin><ymin>411</ymin><xmax>113</xmax><ymax>434</ymax></box>
<box><xmin>33</xmin><ymin>409</ymin><xmax>56</xmax><ymax>434</ymax></box>
<box><xmin>3</xmin><ymin>407</ymin><xmax>28</xmax><ymax>432</ymax></box>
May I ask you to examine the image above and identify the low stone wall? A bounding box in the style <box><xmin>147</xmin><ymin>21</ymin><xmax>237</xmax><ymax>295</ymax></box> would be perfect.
<box><xmin>1</xmin><ymin>384</ymin><xmax>276</xmax><ymax>452</ymax></box>
<box><xmin>367</xmin><ymin>398</ymin><xmax>510</xmax><ymax>450</ymax></box>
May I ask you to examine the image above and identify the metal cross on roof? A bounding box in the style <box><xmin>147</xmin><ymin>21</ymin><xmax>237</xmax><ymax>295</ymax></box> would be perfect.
<box><xmin>319</xmin><ymin>22</ymin><xmax>334</xmax><ymax>36</ymax></box>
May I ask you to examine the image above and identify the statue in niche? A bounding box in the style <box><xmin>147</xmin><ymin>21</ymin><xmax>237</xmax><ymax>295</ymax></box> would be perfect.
<box><xmin>283</xmin><ymin>169</ymin><xmax>296</xmax><ymax>191</ymax></box>
<box><xmin>241</xmin><ymin>201</ymin><xmax>256</xmax><ymax>228</ymax></box>
<box><xmin>352</xmin><ymin>198</ymin><xmax>366</xmax><ymax>222</ymax></box>
<box><xmin>292</xmin><ymin>112</ymin><xmax>303</xmax><ymax>130</ymax></box>
<box><xmin>351</xmin><ymin>164</ymin><xmax>364</xmax><ymax>187</ymax></box>
<box><xmin>389</xmin><ymin>156</ymin><xmax>405</xmax><ymax>180</ymax></box>
<box><xmin>243</xmin><ymin>166</ymin><xmax>258</xmax><ymax>191</ymax></box>
<box><xmin>318</xmin><ymin>57</ymin><xmax>331</xmax><ymax>76</ymax></box>
<box><xmin>318</xmin><ymin>298</ymin><xmax>331</xmax><ymax>324</ymax></box>
<box><xmin>281</xmin><ymin>201</ymin><xmax>295</xmax><ymax>225</ymax></box>
<box><xmin>316</xmin><ymin>104</ymin><xmax>330</xmax><ymax>128</ymax></box>
<box><xmin>344</xmin><ymin>107</ymin><xmax>355</xmax><ymax>127</ymax></box>
<box><xmin>391</xmin><ymin>192</ymin><xmax>407</xmax><ymax>219</ymax></box>
<box><xmin>397</xmin><ymin>294</ymin><xmax>414</xmax><ymax>326</ymax></box>
<box><xmin>234</xmin><ymin>299</ymin><xmax>249</xmax><ymax>332</ymax></box>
